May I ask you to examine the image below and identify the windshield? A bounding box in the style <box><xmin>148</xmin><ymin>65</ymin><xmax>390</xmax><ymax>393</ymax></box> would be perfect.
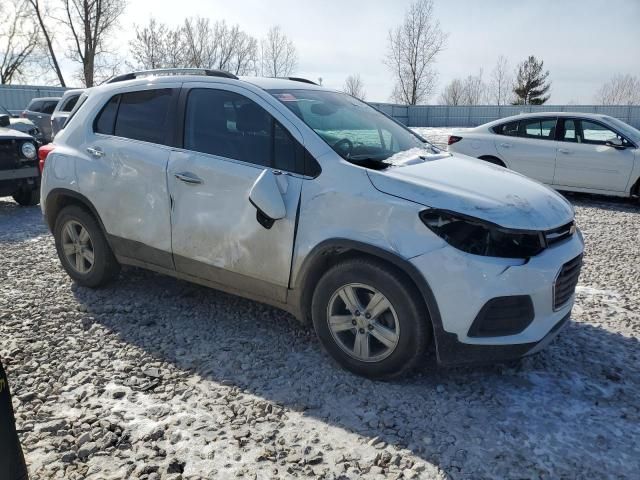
<box><xmin>0</xmin><ymin>105</ymin><xmax>11</xmax><ymax>117</ymax></box>
<box><xmin>268</xmin><ymin>89</ymin><xmax>437</xmax><ymax>163</ymax></box>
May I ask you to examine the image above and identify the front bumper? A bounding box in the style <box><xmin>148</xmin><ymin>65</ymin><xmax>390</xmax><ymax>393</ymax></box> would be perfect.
<box><xmin>411</xmin><ymin>230</ymin><xmax>584</xmax><ymax>366</ymax></box>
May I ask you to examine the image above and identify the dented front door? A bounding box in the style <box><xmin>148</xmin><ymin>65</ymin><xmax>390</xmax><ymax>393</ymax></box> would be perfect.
<box><xmin>167</xmin><ymin>84</ymin><xmax>303</xmax><ymax>303</ymax></box>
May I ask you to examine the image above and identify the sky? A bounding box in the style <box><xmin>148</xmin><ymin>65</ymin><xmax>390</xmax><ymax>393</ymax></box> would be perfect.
<box><xmin>62</xmin><ymin>0</ymin><xmax>640</xmax><ymax>104</ymax></box>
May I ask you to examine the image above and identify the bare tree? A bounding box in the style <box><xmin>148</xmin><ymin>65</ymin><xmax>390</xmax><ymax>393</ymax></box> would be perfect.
<box><xmin>439</xmin><ymin>71</ymin><xmax>485</xmax><ymax>105</ymax></box>
<box><xmin>384</xmin><ymin>0</ymin><xmax>446</xmax><ymax>104</ymax></box>
<box><xmin>488</xmin><ymin>55</ymin><xmax>512</xmax><ymax>105</ymax></box>
<box><xmin>179</xmin><ymin>17</ymin><xmax>258</xmax><ymax>75</ymax></box>
<box><xmin>343</xmin><ymin>74</ymin><xmax>366</xmax><ymax>100</ymax></box>
<box><xmin>26</xmin><ymin>0</ymin><xmax>66</xmax><ymax>86</ymax></box>
<box><xmin>260</xmin><ymin>26</ymin><xmax>297</xmax><ymax>77</ymax></box>
<box><xmin>0</xmin><ymin>0</ymin><xmax>39</xmax><ymax>84</ymax></box>
<box><xmin>595</xmin><ymin>74</ymin><xmax>640</xmax><ymax>105</ymax></box>
<box><xmin>438</xmin><ymin>78</ymin><xmax>464</xmax><ymax>105</ymax></box>
<box><xmin>461</xmin><ymin>69</ymin><xmax>485</xmax><ymax>105</ymax></box>
<box><xmin>130</xmin><ymin>18</ymin><xmax>176</xmax><ymax>70</ymax></box>
<box><xmin>60</xmin><ymin>0</ymin><xmax>127</xmax><ymax>87</ymax></box>
<box><xmin>214</xmin><ymin>22</ymin><xmax>257</xmax><ymax>75</ymax></box>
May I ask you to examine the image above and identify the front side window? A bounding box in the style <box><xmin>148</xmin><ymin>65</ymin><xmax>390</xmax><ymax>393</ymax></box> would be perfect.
<box><xmin>519</xmin><ymin>118</ymin><xmax>557</xmax><ymax>140</ymax></box>
<box><xmin>184</xmin><ymin>88</ymin><xmax>302</xmax><ymax>173</ymax></box>
<box><xmin>268</xmin><ymin>89</ymin><xmax>430</xmax><ymax>163</ymax></box>
<box><xmin>580</xmin><ymin>120</ymin><xmax>627</xmax><ymax>146</ymax></box>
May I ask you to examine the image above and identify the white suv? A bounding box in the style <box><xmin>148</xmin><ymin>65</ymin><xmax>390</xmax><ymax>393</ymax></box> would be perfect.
<box><xmin>41</xmin><ymin>69</ymin><xmax>584</xmax><ymax>378</ymax></box>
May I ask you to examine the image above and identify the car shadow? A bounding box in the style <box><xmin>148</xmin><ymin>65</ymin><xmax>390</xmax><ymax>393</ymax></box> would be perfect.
<box><xmin>0</xmin><ymin>198</ymin><xmax>48</xmax><ymax>244</ymax></box>
<box><xmin>560</xmin><ymin>191</ymin><xmax>639</xmax><ymax>214</ymax></box>
<box><xmin>71</xmin><ymin>267</ymin><xmax>640</xmax><ymax>479</ymax></box>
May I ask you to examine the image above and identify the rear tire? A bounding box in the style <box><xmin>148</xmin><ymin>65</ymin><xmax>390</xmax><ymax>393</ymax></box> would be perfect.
<box><xmin>311</xmin><ymin>258</ymin><xmax>430</xmax><ymax>379</ymax></box>
<box><xmin>53</xmin><ymin>205</ymin><xmax>120</xmax><ymax>288</ymax></box>
<box><xmin>12</xmin><ymin>187</ymin><xmax>40</xmax><ymax>206</ymax></box>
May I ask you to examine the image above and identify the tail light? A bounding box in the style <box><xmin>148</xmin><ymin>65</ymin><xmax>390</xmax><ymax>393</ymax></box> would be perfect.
<box><xmin>38</xmin><ymin>144</ymin><xmax>56</xmax><ymax>173</ymax></box>
<box><xmin>20</xmin><ymin>111</ymin><xmax>27</xmax><ymax>118</ymax></box>
<box><xmin>448</xmin><ymin>135</ymin><xmax>463</xmax><ymax>146</ymax></box>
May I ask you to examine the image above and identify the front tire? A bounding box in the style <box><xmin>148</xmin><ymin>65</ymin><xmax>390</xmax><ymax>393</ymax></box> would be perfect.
<box><xmin>12</xmin><ymin>187</ymin><xmax>40</xmax><ymax>206</ymax></box>
<box><xmin>53</xmin><ymin>205</ymin><xmax>120</xmax><ymax>288</ymax></box>
<box><xmin>311</xmin><ymin>258</ymin><xmax>431</xmax><ymax>379</ymax></box>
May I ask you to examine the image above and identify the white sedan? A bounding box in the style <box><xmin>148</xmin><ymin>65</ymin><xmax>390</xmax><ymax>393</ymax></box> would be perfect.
<box><xmin>447</xmin><ymin>112</ymin><xmax>640</xmax><ymax>198</ymax></box>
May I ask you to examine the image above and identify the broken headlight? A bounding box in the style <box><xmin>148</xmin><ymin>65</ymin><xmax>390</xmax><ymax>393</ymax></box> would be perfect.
<box><xmin>420</xmin><ymin>209</ymin><xmax>545</xmax><ymax>258</ymax></box>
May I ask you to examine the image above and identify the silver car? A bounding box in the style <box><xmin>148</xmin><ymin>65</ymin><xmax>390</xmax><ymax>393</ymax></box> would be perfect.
<box><xmin>51</xmin><ymin>89</ymin><xmax>84</xmax><ymax>137</ymax></box>
<box><xmin>21</xmin><ymin>97</ymin><xmax>61</xmax><ymax>143</ymax></box>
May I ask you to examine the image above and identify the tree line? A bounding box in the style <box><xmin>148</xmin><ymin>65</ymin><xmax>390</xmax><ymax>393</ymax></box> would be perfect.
<box><xmin>1</xmin><ymin>0</ymin><xmax>638</xmax><ymax>105</ymax></box>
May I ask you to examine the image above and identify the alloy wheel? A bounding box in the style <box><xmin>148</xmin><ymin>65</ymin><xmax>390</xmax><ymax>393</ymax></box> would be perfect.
<box><xmin>61</xmin><ymin>220</ymin><xmax>95</xmax><ymax>274</ymax></box>
<box><xmin>326</xmin><ymin>283</ymin><xmax>400</xmax><ymax>362</ymax></box>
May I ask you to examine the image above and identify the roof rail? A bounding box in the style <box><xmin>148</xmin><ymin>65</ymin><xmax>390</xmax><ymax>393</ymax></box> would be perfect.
<box><xmin>105</xmin><ymin>68</ymin><xmax>239</xmax><ymax>84</ymax></box>
<box><xmin>285</xmin><ymin>77</ymin><xmax>318</xmax><ymax>85</ymax></box>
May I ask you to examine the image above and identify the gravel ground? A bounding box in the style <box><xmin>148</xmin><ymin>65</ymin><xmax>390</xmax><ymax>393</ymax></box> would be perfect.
<box><xmin>1</xmin><ymin>131</ymin><xmax>639</xmax><ymax>479</ymax></box>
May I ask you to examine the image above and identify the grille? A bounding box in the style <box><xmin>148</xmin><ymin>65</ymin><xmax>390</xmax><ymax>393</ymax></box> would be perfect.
<box><xmin>554</xmin><ymin>254</ymin><xmax>582</xmax><ymax>310</ymax></box>
<box><xmin>0</xmin><ymin>139</ymin><xmax>20</xmax><ymax>170</ymax></box>
<box><xmin>545</xmin><ymin>221</ymin><xmax>575</xmax><ymax>246</ymax></box>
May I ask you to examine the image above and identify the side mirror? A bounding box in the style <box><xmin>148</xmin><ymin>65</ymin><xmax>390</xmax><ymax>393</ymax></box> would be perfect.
<box><xmin>0</xmin><ymin>114</ymin><xmax>9</xmax><ymax>128</ymax></box>
<box><xmin>606</xmin><ymin>138</ymin><xmax>624</xmax><ymax>149</ymax></box>
<box><xmin>249</xmin><ymin>169</ymin><xmax>286</xmax><ymax>229</ymax></box>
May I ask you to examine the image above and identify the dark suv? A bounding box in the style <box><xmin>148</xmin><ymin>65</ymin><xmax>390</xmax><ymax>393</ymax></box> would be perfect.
<box><xmin>0</xmin><ymin>114</ymin><xmax>40</xmax><ymax>205</ymax></box>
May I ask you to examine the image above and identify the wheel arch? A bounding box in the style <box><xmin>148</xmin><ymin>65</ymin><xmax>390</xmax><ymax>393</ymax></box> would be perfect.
<box><xmin>478</xmin><ymin>155</ymin><xmax>506</xmax><ymax>167</ymax></box>
<box><xmin>291</xmin><ymin>239</ymin><xmax>443</xmax><ymax>336</ymax></box>
<box><xmin>632</xmin><ymin>176</ymin><xmax>640</xmax><ymax>197</ymax></box>
<box><xmin>44</xmin><ymin>188</ymin><xmax>108</xmax><ymax>237</ymax></box>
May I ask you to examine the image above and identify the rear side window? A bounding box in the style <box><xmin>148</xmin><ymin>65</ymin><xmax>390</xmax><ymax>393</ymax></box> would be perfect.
<box><xmin>94</xmin><ymin>96</ymin><xmax>119</xmax><ymax>135</ymax></box>
<box><xmin>41</xmin><ymin>101</ymin><xmax>59</xmax><ymax>115</ymax></box>
<box><xmin>115</xmin><ymin>89</ymin><xmax>173</xmax><ymax>144</ymax></box>
<box><xmin>519</xmin><ymin>118</ymin><xmax>557</xmax><ymax>140</ymax></box>
<box><xmin>493</xmin><ymin>121</ymin><xmax>519</xmax><ymax>136</ymax></box>
<box><xmin>560</xmin><ymin>119</ymin><xmax>578</xmax><ymax>143</ymax></box>
<box><xmin>27</xmin><ymin>100</ymin><xmax>42</xmax><ymax>112</ymax></box>
<box><xmin>61</xmin><ymin>95</ymin><xmax>80</xmax><ymax>112</ymax></box>
<box><xmin>184</xmin><ymin>88</ymin><xmax>305</xmax><ymax>173</ymax></box>
<box><xmin>93</xmin><ymin>89</ymin><xmax>174</xmax><ymax>145</ymax></box>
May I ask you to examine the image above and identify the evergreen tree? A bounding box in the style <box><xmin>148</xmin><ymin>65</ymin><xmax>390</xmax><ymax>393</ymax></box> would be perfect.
<box><xmin>512</xmin><ymin>55</ymin><xmax>551</xmax><ymax>105</ymax></box>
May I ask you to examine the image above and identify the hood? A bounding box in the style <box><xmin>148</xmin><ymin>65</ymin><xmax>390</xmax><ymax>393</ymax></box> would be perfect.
<box><xmin>367</xmin><ymin>152</ymin><xmax>574</xmax><ymax>231</ymax></box>
<box><xmin>9</xmin><ymin>118</ymin><xmax>35</xmax><ymax>127</ymax></box>
<box><xmin>0</xmin><ymin>126</ymin><xmax>33</xmax><ymax>140</ymax></box>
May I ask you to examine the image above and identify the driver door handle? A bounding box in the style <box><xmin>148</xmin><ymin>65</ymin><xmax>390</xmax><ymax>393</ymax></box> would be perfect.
<box><xmin>174</xmin><ymin>171</ymin><xmax>203</xmax><ymax>185</ymax></box>
<box><xmin>558</xmin><ymin>148</ymin><xmax>571</xmax><ymax>154</ymax></box>
<box><xmin>500</xmin><ymin>143</ymin><xmax>511</xmax><ymax>148</ymax></box>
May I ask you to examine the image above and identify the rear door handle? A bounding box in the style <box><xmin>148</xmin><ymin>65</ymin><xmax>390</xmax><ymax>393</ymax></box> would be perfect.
<box><xmin>558</xmin><ymin>148</ymin><xmax>571</xmax><ymax>154</ymax></box>
<box><xmin>500</xmin><ymin>143</ymin><xmax>511</xmax><ymax>148</ymax></box>
<box><xmin>174</xmin><ymin>171</ymin><xmax>203</xmax><ymax>185</ymax></box>
<box><xmin>86</xmin><ymin>146</ymin><xmax>105</xmax><ymax>158</ymax></box>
